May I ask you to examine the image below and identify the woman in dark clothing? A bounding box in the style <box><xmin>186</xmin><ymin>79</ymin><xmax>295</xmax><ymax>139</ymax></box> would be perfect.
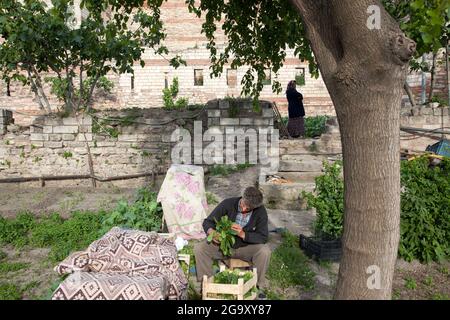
<box><xmin>286</xmin><ymin>80</ymin><xmax>305</xmax><ymax>138</ymax></box>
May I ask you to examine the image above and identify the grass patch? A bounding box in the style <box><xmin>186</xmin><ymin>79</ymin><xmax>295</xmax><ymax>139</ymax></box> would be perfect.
<box><xmin>209</xmin><ymin>163</ymin><xmax>254</xmax><ymax>176</ymax></box>
<box><xmin>267</xmin><ymin>231</ymin><xmax>315</xmax><ymax>291</ymax></box>
<box><xmin>0</xmin><ymin>262</ymin><xmax>30</xmax><ymax>273</ymax></box>
<box><xmin>0</xmin><ymin>250</ymin><xmax>6</xmax><ymax>261</ymax></box>
<box><xmin>0</xmin><ymin>283</ymin><xmax>22</xmax><ymax>300</ymax></box>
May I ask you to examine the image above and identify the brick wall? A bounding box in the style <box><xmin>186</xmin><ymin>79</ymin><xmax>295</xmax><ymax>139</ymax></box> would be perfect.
<box><xmin>0</xmin><ymin>0</ymin><xmax>448</xmax><ymax>126</ymax></box>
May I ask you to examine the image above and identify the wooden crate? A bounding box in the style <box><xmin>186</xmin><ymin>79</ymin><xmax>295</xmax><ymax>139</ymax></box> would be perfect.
<box><xmin>202</xmin><ymin>268</ymin><xmax>258</xmax><ymax>300</ymax></box>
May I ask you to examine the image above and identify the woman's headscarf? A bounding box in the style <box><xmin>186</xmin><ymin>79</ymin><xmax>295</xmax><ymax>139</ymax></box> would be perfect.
<box><xmin>286</xmin><ymin>80</ymin><xmax>296</xmax><ymax>92</ymax></box>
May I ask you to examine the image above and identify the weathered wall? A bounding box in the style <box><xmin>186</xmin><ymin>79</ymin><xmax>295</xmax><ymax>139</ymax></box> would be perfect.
<box><xmin>0</xmin><ymin>99</ymin><xmax>276</xmax><ymax>187</ymax></box>
<box><xmin>296</xmin><ymin>107</ymin><xmax>450</xmax><ymax>155</ymax></box>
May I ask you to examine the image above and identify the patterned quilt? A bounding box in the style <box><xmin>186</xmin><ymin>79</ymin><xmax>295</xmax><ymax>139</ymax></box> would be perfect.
<box><xmin>51</xmin><ymin>227</ymin><xmax>188</xmax><ymax>300</ymax></box>
<box><xmin>157</xmin><ymin>164</ymin><xmax>208</xmax><ymax>240</ymax></box>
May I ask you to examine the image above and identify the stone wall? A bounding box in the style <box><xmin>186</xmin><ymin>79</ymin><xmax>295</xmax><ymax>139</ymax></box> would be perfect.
<box><xmin>298</xmin><ymin>107</ymin><xmax>450</xmax><ymax>155</ymax></box>
<box><xmin>0</xmin><ymin>99</ymin><xmax>277</xmax><ymax>187</ymax></box>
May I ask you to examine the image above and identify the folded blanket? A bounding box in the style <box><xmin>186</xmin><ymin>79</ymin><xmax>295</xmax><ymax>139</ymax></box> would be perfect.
<box><xmin>52</xmin><ymin>227</ymin><xmax>188</xmax><ymax>300</ymax></box>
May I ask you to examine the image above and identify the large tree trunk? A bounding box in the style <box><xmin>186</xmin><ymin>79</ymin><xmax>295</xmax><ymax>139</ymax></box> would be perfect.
<box><xmin>290</xmin><ymin>0</ymin><xmax>416</xmax><ymax>299</ymax></box>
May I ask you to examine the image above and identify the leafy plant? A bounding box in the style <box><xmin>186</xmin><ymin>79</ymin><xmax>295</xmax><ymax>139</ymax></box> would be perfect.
<box><xmin>302</xmin><ymin>161</ymin><xmax>344</xmax><ymax>239</ymax></box>
<box><xmin>225</xmin><ymin>96</ymin><xmax>240</xmax><ymax>118</ymax></box>
<box><xmin>295</xmin><ymin>72</ymin><xmax>306</xmax><ymax>86</ymax></box>
<box><xmin>399</xmin><ymin>157</ymin><xmax>450</xmax><ymax>263</ymax></box>
<box><xmin>179</xmin><ymin>243</ymin><xmax>196</xmax><ymax>269</ymax></box>
<box><xmin>162</xmin><ymin>77</ymin><xmax>189</xmax><ymax>110</ymax></box>
<box><xmin>305</xmin><ymin>116</ymin><xmax>329</xmax><ymax>138</ymax></box>
<box><xmin>62</xmin><ymin>151</ymin><xmax>73</xmax><ymax>159</ymax></box>
<box><xmin>207</xmin><ymin>216</ymin><xmax>237</xmax><ymax>257</ymax></box>
<box><xmin>212</xmin><ymin>269</ymin><xmax>257</xmax><ymax>299</ymax></box>
<box><xmin>100</xmin><ymin>187</ymin><xmax>163</xmax><ymax>235</ymax></box>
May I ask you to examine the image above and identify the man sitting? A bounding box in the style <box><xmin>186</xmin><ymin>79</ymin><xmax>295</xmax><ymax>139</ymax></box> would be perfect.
<box><xmin>194</xmin><ymin>186</ymin><xmax>271</xmax><ymax>297</ymax></box>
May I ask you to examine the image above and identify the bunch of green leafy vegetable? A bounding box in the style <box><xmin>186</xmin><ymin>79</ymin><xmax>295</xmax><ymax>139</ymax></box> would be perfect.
<box><xmin>207</xmin><ymin>216</ymin><xmax>237</xmax><ymax>256</ymax></box>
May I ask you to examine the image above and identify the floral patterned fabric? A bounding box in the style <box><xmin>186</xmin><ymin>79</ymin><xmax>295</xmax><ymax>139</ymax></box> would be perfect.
<box><xmin>51</xmin><ymin>227</ymin><xmax>188</xmax><ymax>300</ymax></box>
<box><xmin>157</xmin><ymin>165</ymin><xmax>208</xmax><ymax>240</ymax></box>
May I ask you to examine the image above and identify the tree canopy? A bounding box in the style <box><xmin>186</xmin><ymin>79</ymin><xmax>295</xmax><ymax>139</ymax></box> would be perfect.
<box><xmin>0</xmin><ymin>0</ymin><xmax>184</xmax><ymax>113</ymax></box>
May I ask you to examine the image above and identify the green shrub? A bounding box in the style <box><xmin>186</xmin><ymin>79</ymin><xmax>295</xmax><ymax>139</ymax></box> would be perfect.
<box><xmin>399</xmin><ymin>157</ymin><xmax>450</xmax><ymax>263</ymax></box>
<box><xmin>302</xmin><ymin>161</ymin><xmax>344</xmax><ymax>239</ymax></box>
<box><xmin>303</xmin><ymin>156</ymin><xmax>450</xmax><ymax>263</ymax></box>
<box><xmin>304</xmin><ymin>116</ymin><xmax>329</xmax><ymax>138</ymax></box>
<box><xmin>100</xmin><ymin>187</ymin><xmax>163</xmax><ymax>234</ymax></box>
<box><xmin>267</xmin><ymin>231</ymin><xmax>315</xmax><ymax>290</ymax></box>
<box><xmin>162</xmin><ymin>77</ymin><xmax>189</xmax><ymax>110</ymax></box>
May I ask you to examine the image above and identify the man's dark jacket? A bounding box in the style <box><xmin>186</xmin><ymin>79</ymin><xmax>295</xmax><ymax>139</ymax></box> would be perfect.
<box><xmin>202</xmin><ymin>197</ymin><xmax>269</xmax><ymax>249</ymax></box>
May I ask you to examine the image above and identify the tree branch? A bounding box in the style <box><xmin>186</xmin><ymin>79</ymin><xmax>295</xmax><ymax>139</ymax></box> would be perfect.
<box><xmin>288</xmin><ymin>0</ymin><xmax>341</xmax><ymax>81</ymax></box>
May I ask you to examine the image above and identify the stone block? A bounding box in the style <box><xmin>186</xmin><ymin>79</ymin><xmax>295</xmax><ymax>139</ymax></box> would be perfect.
<box><xmin>44</xmin><ymin>141</ymin><xmax>63</xmax><ymax>149</ymax></box>
<box><xmin>82</xmin><ymin>117</ymin><xmax>93</xmax><ymax>125</ymax></box>
<box><xmin>62</xmin><ymin>117</ymin><xmax>80</xmax><ymax>125</ymax></box>
<box><xmin>207</xmin><ymin>99</ymin><xmax>219</xmax><ymax>109</ymax></box>
<box><xmin>421</xmin><ymin>108</ymin><xmax>433</xmax><ymax>115</ymax></box>
<box><xmin>30</xmin><ymin>133</ymin><xmax>49</xmax><ymax>141</ymax></box>
<box><xmin>219</xmin><ymin>100</ymin><xmax>230</xmax><ymax>109</ymax></box>
<box><xmin>208</xmin><ymin>110</ymin><xmax>221</xmax><ymax>117</ymax></box>
<box><xmin>262</xmin><ymin>108</ymin><xmax>274</xmax><ymax>118</ymax></box>
<box><xmin>118</xmin><ymin>134</ymin><xmax>138</xmax><ymax>142</ymax></box>
<box><xmin>253</xmin><ymin>118</ymin><xmax>270</xmax><ymax>126</ymax></box>
<box><xmin>62</xmin><ymin>134</ymin><xmax>76</xmax><ymax>141</ymax></box>
<box><xmin>53</xmin><ymin>126</ymin><xmax>79</xmax><ymax>134</ymax></box>
<box><xmin>220</xmin><ymin>118</ymin><xmax>240</xmax><ymax>126</ymax></box>
<box><xmin>77</xmin><ymin>134</ymin><xmax>93</xmax><ymax>142</ymax></box>
<box><xmin>43</xmin><ymin>126</ymin><xmax>53</xmax><ymax>134</ymax></box>
<box><xmin>208</xmin><ymin>118</ymin><xmax>220</xmax><ymax>126</ymax></box>
<box><xmin>79</xmin><ymin>125</ymin><xmax>92</xmax><ymax>133</ymax></box>
<box><xmin>49</xmin><ymin>134</ymin><xmax>62</xmax><ymax>142</ymax></box>
<box><xmin>239</xmin><ymin>118</ymin><xmax>254</xmax><ymax>125</ymax></box>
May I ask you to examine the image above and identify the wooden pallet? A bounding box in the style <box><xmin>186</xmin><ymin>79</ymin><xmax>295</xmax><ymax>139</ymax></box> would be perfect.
<box><xmin>202</xmin><ymin>268</ymin><xmax>258</xmax><ymax>300</ymax></box>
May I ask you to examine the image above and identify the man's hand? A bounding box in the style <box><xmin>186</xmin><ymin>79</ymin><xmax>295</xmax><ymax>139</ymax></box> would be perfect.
<box><xmin>231</xmin><ymin>224</ymin><xmax>245</xmax><ymax>240</ymax></box>
<box><xmin>207</xmin><ymin>228</ymin><xmax>220</xmax><ymax>244</ymax></box>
